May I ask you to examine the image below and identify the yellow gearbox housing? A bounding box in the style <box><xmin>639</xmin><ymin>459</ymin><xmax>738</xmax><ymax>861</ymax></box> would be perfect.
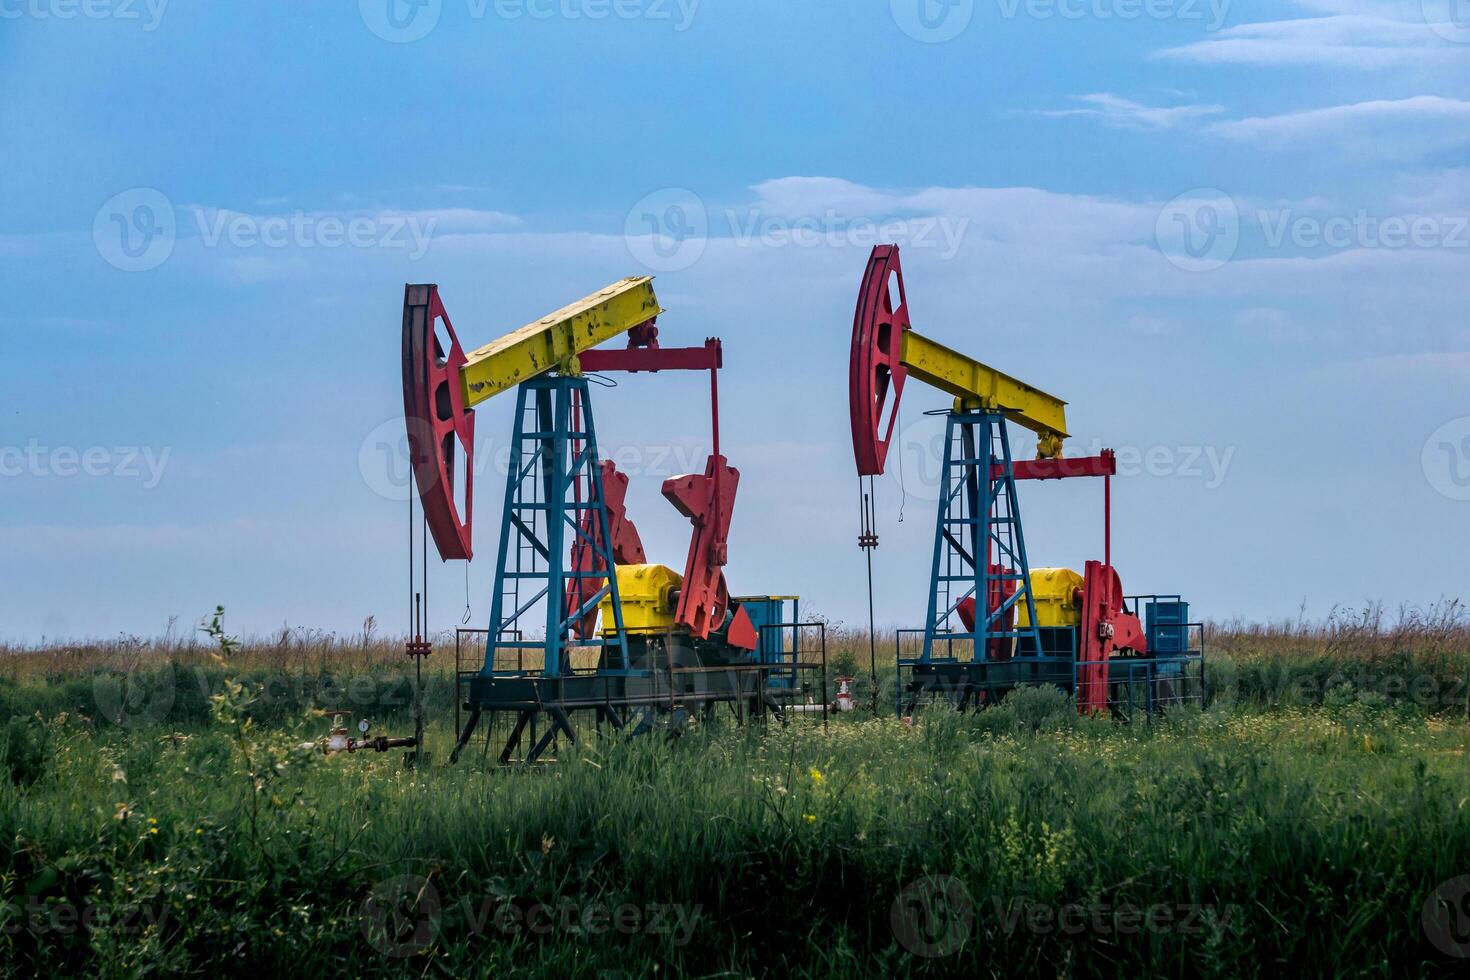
<box><xmin>599</xmin><ymin>563</ymin><xmax>683</xmax><ymax>636</ymax></box>
<box><xmin>1016</xmin><ymin>567</ymin><xmax>1084</xmax><ymax>628</ymax></box>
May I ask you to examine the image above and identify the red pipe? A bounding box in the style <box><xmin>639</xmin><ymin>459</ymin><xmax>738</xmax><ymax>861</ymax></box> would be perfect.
<box><xmin>710</xmin><ymin>364</ymin><xmax>720</xmax><ymax>460</ymax></box>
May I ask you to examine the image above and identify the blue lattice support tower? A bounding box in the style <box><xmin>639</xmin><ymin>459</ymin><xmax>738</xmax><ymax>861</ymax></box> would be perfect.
<box><xmin>482</xmin><ymin>375</ymin><xmax>631</xmax><ymax>680</ymax></box>
<box><xmin>922</xmin><ymin>410</ymin><xmax>1043</xmax><ymax>668</ymax></box>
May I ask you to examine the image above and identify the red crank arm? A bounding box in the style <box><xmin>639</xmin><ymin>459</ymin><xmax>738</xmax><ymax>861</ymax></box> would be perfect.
<box><xmin>565</xmin><ymin>461</ymin><xmax>646</xmax><ymax>639</ymax></box>
<box><xmin>663</xmin><ymin>455</ymin><xmax>739</xmax><ymax>639</ymax></box>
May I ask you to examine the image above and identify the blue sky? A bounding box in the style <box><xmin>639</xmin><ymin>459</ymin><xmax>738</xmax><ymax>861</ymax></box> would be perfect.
<box><xmin>2</xmin><ymin>0</ymin><xmax>1468</xmax><ymax>642</ymax></box>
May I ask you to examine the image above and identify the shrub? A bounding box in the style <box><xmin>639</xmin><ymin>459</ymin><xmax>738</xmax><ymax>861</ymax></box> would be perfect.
<box><xmin>998</xmin><ymin>683</ymin><xmax>1075</xmax><ymax>732</ymax></box>
<box><xmin>1</xmin><ymin>714</ymin><xmax>50</xmax><ymax>786</ymax></box>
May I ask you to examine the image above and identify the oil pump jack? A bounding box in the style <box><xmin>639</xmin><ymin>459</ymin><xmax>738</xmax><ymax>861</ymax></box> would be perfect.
<box><xmin>849</xmin><ymin>245</ymin><xmax>1204</xmax><ymax>717</ymax></box>
<box><xmin>400</xmin><ymin>277</ymin><xmax>811</xmax><ymax>765</ymax></box>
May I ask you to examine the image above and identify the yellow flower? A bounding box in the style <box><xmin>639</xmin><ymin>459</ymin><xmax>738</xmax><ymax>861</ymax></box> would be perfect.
<box><xmin>803</xmin><ymin>814</ymin><xmax>816</xmax><ymax>823</ymax></box>
<box><xmin>809</xmin><ymin>767</ymin><xmax>824</xmax><ymax>785</ymax></box>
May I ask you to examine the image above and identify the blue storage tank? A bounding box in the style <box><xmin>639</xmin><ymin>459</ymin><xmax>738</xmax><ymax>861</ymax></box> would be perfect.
<box><xmin>1146</xmin><ymin>599</ymin><xmax>1190</xmax><ymax>656</ymax></box>
<box><xmin>733</xmin><ymin>596</ymin><xmax>800</xmax><ymax>687</ymax></box>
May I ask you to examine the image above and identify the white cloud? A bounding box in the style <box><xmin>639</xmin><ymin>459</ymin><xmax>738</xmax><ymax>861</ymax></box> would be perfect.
<box><xmin>18</xmin><ymin>175</ymin><xmax>1470</xmax><ymax>351</ymax></box>
<box><xmin>0</xmin><ymin>517</ymin><xmax>362</xmax><ymax>554</ymax></box>
<box><xmin>1127</xmin><ymin>314</ymin><xmax>1184</xmax><ymax>335</ymax></box>
<box><xmin>745</xmin><ymin>176</ymin><xmax>908</xmax><ymax>220</ymax></box>
<box><xmin>1206</xmin><ymin>96</ymin><xmax>1470</xmax><ymax>158</ymax></box>
<box><xmin>1232</xmin><ymin>307</ymin><xmax>1320</xmax><ymax>343</ymax></box>
<box><xmin>745</xmin><ymin>177</ymin><xmax>1153</xmax><ymax>245</ymax></box>
<box><xmin>219</xmin><ymin>255</ymin><xmax>313</xmax><ymax>285</ymax></box>
<box><xmin>1156</xmin><ymin>15</ymin><xmax>1461</xmax><ymax>69</ymax></box>
<box><xmin>168</xmin><ymin>176</ymin><xmax>1468</xmax><ymax>355</ymax></box>
<box><xmin>382</xmin><ymin>208</ymin><xmax>521</xmax><ymax>234</ymax></box>
<box><xmin>1313</xmin><ymin>350</ymin><xmax>1470</xmax><ymax>382</ymax></box>
<box><xmin>1290</xmin><ymin>0</ymin><xmax>1452</xmax><ymax>17</ymax></box>
<box><xmin>1029</xmin><ymin>93</ymin><xmax>1227</xmax><ymax>130</ymax></box>
<box><xmin>1389</xmin><ymin>168</ymin><xmax>1470</xmax><ymax>212</ymax></box>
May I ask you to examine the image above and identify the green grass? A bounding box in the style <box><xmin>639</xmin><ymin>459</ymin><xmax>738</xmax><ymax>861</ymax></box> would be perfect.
<box><xmin>4</xmin><ymin>693</ymin><xmax>1470</xmax><ymax>976</ymax></box>
<box><xmin>4</xmin><ymin>608</ymin><xmax>1470</xmax><ymax>977</ymax></box>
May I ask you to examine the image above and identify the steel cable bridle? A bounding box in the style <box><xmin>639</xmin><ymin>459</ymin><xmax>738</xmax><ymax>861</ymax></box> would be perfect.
<box><xmin>858</xmin><ymin>475</ymin><xmax>880</xmax><ymax>715</ymax></box>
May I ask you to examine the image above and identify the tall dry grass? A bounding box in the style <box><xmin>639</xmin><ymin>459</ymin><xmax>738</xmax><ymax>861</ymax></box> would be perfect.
<box><xmin>4</xmin><ymin>598</ymin><xmax>1467</xmax><ymax>714</ymax></box>
<box><xmin>0</xmin><ymin>616</ymin><xmax>443</xmax><ymax>686</ymax></box>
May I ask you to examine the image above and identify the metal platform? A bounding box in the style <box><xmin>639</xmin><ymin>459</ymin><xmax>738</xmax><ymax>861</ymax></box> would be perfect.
<box><xmin>894</xmin><ymin>616</ymin><xmax>1207</xmax><ymax>719</ymax></box>
<box><xmin>452</xmin><ymin>622</ymin><xmax>829</xmax><ymax>765</ymax></box>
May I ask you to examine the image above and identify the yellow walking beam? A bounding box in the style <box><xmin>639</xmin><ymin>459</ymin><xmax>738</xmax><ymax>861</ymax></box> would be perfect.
<box><xmin>460</xmin><ymin>276</ymin><xmax>663</xmax><ymax>408</ymax></box>
<box><xmin>901</xmin><ymin>330</ymin><xmax>1070</xmax><ymax>458</ymax></box>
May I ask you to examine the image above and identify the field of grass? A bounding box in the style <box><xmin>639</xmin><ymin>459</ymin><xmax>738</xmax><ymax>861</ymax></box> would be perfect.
<box><xmin>3</xmin><ymin>602</ymin><xmax>1470</xmax><ymax>977</ymax></box>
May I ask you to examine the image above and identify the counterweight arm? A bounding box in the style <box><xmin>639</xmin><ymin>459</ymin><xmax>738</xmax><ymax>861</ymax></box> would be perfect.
<box><xmin>849</xmin><ymin>244</ymin><xmax>1069</xmax><ymax>476</ymax></box>
<box><xmin>402</xmin><ymin>276</ymin><xmax>662</xmax><ymax>561</ymax></box>
<box><xmin>403</xmin><ymin>275</ymin><xmax>739</xmax><ymax>642</ymax></box>
<box><xmin>458</xmin><ymin>276</ymin><xmax>664</xmax><ymax>408</ymax></box>
<box><xmin>900</xmin><ymin>330</ymin><xmax>1069</xmax><ymax>459</ymax></box>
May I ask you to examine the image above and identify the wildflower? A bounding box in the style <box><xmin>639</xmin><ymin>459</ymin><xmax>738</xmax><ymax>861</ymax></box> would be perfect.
<box><xmin>803</xmin><ymin>814</ymin><xmax>816</xmax><ymax>823</ymax></box>
<box><xmin>809</xmin><ymin>767</ymin><xmax>824</xmax><ymax>785</ymax></box>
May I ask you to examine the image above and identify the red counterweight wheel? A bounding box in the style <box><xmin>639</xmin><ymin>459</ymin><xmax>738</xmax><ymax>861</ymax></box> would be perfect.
<box><xmin>850</xmin><ymin>244</ymin><xmax>911</xmax><ymax>477</ymax></box>
<box><xmin>402</xmin><ymin>284</ymin><xmax>476</xmax><ymax>561</ymax></box>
